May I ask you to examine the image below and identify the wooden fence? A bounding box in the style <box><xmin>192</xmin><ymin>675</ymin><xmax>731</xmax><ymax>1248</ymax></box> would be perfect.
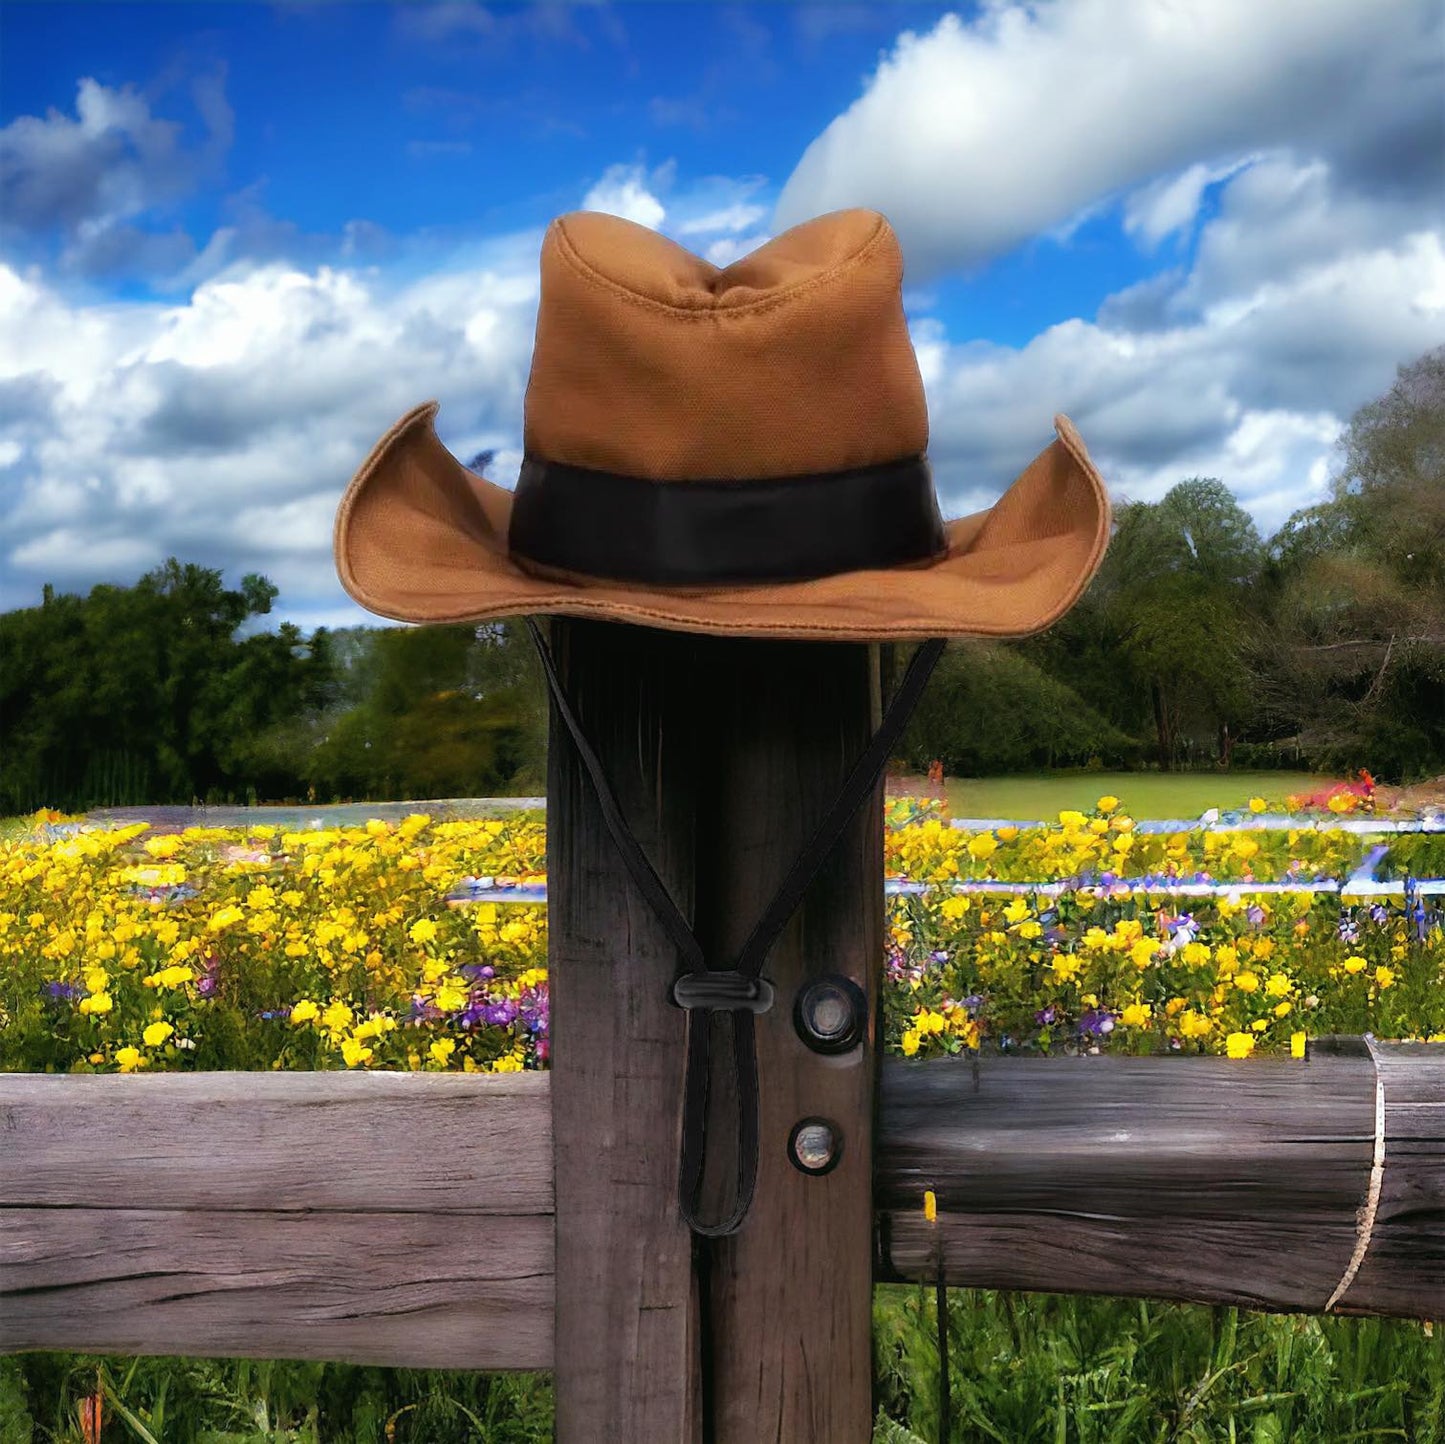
<box><xmin>4</xmin><ymin>621</ymin><xmax>1443</xmax><ymax>1443</ymax></box>
<box><xmin>4</xmin><ymin>1044</ymin><xmax>1440</xmax><ymax>1371</ymax></box>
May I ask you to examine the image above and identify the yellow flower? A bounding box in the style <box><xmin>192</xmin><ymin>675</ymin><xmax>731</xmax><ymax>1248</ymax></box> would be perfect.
<box><xmin>1231</xmin><ymin>837</ymin><xmax>1260</xmax><ymax>861</ymax></box>
<box><xmin>1178</xmin><ymin>1010</ymin><xmax>1212</xmax><ymax>1039</ymax></box>
<box><xmin>1096</xmin><ymin>796</ymin><xmax>1120</xmax><ymax>814</ymax></box>
<box><xmin>290</xmin><ymin>999</ymin><xmax>320</xmax><ymax>1025</ymax></box>
<box><xmin>491</xmin><ymin>1052</ymin><xmax>525</xmax><ymax>1073</ymax></box>
<box><xmin>1051</xmin><ymin>954</ymin><xmax>1082</xmax><ymax>983</ymax></box>
<box><xmin>1003</xmin><ymin>897</ymin><xmax>1030</xmax><ymax>925</ymax></box>
<box><xmin>914</xmin><ymin>1009</ymin><xmax>947</xmax><ymax>1036</ymax></box>
<box><xmin>967</xmin><ymin>833</ymin><xmax>997</xmax><ymax>861</ymax></box>
<box><xmin>115</xmin><ymin>1046</ymin><xmax>146</xmax><ymax>1072</ymax></box>
<box><xmin>1233</xmin><ymin>971</ymin><xmax>1259</xmax><ymax>993</ymax></box>
<box><xmin>1273</xmin><ymin>1001</ymin><xmax>1293</xmax><ymax>1018</ymax></box>
<box><xmin>940</xmin><ymin>896</ymin><xmax>970</xmax><ymax>921</ymax></box>
<box><xmin>341</xmin><ymin>1037</ymin><xmax>373</xmax><ymax>1067</ymax></box>
<box><xmin>1181</xmin><ymin>941</ymin><xmax>1210</xmax><ymax>967</ymax></box>
<box><xmin>1129</xmin><ymin>938</ymin><xmax>1157</xmax><ymax>970</ymax></box>
<box><xmin>429</xmin><ymin>1038</ymin><xmax>457</xmax><ymax>1065</ymax></box>
<box><xmin>79</xmin><ymin>992</ymin><xmax>114</xmax><ymax>1015</ymax></box>
<box><xmin>1265</xmin><ymin>972</ymin><xmax>1291</xmax><ymax>997</ymax></box>
<box><xmin>207</xmin><ymin>905</ymin><xmax>245</xmax><ymax>932</ymax></box>
<box><xmin>408</xmin><ymin>918</ymin><xmax>438</xmax><ymax>945</ymax></box>
<box><xmin>1375</xmin><ymin>966</ymin><xmax>1395</xmax><ymax>989</ymax></box>
<box><xmin>1248</xmin><ymin>797</ymin><xmax>1268</xmax><ymax>813</ymax></box>
<box><xmin>1291</xmin><ymin>1032</ymin><xmax>1308</xmax><ymax>1058</ymax></box>
<box><xmin>1327</xmin><ymin>793</ymin><xmax>1353</xmax><ymax>813</ymax></box>
<box><xmin>901</xmin><ymin>1029</ymin><xmax>921</xmax><ymax>1056</ymax></box>
<box><xmin>1251</xmin><ymin>1018</ymin><xmax>1269</xmax><ymax>1032</ymax></box>
<box><xmin>1225</xmin><ymin>1032</ymin><xmax>1256</xmax><ymax>1059</ymax></box>
<box><xmin>1120</xmin><ymin>1002</ymin><xmax>1152</xmax><ymax>1027</ymax></box>
<box><xmin>142</xmin><ymin>1021</ymin><xmax>174</xmax><ymax>1047</ymax></box>
<box><xmin>434</xmin><ymin>985</ymin><xmax>468</xmax><ymax>1013</ymax></box>
<box><xmin>84</xmin><ymin>967</ymin><xmax>110</xmax><ymax>994</ymax></box>
<box><xmin>321</xmin><ymin>1000</ymin><xmax>354</xmax><ymax>1032</ymax></box>
<box><xmin>1343</xmin><ymin>955</ymin><xmax>1367</xmax><ymax>975</ymax></box>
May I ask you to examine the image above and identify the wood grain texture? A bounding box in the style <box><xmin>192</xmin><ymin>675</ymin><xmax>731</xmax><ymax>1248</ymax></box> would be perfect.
<box><xmin>876</xmin><ymin>1047</ymin><xmax>1445</xmax><ymax>1319</ymax></box>
<box><xmin>4</xmin><ymin>1040</ymin><xmax>1438</xmax><ymax>1370</ymax></box>
<box><xmin>692</xmin><ymin>637</ymin><xmax>883</xmax><ymax>1444</ymax></box>
<box><xmin>0</xmin><ymin>1070</ymin><xmax>554</xmax><ymax>1365</ymax></box>
<box><xmin>2</xmin><ymin>1207</ymin><xmax>552</xmax><ymax>1368</ymax></box>
<box><xmin>1337</xmin><ymin>1041</ymin><xmax>1445</xmax><ymax>1316</ymax></box>
<box><xmin>544</xmin><ymin>618</ymin><xmax>703</xmax><ymax>1442</ymax></box>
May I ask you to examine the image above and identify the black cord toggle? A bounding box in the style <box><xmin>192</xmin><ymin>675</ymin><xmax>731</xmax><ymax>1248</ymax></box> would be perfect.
<box><xmin>672</xmin><ymin>970</ymin><xmax>776</xmax><ymax>1013</ymax></box>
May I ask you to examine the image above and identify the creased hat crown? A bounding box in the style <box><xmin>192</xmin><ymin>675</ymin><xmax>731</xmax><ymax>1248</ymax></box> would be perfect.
<box><xmin>523</xmin><ymin>209</ymin><xmax>929</xmax><ymax>480</ymax></box>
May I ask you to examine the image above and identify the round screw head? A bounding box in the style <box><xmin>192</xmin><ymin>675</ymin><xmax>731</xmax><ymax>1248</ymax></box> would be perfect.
<box><xmin>788</xmin><ymin>1117</ymin><xmax>843</xmax><ymax>1176</ymax></box>
<box><xmin>794</xmin><ymin>975</ymin><xmax>866</xmax><ymax>1054</ymax></box>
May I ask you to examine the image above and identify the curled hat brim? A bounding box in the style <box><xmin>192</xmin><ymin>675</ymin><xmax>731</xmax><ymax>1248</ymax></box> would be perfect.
<box><xmin>333</xmin><ymin>402</ymin><xmax>1112</xmax><ymax>642</ymax></box>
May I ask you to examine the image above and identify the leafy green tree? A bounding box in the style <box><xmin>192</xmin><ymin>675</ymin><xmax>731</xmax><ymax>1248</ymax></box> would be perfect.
<box><xmin>1028</xmin><ymin>479</ymin><xmax>1265</xmax><ymax>768</ymax></box>
<box><xmin>1258</xmin><ymin>345</ymin><xmax>1445</xmax><ymax>780</ymax></box>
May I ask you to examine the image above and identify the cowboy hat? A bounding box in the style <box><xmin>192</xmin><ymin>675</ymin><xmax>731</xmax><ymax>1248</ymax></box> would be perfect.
<box><xmin>333</xmin><ymin>208</ymin><xmax>1110</xmax><ymax>642</ymax></box>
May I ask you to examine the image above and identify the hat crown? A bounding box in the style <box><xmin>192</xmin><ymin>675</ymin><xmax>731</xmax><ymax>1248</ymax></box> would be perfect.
<box><xmin>523</xmin><ymin>208</ymin><xmax>930</xmax><ymax>482</ymax></box>
<box><xmin>551</xmin><ymin>207</ymin><xmax>891</xmax><ymax>312</ymax></box>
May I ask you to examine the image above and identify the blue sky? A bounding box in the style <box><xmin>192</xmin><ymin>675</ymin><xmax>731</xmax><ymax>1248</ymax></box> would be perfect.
<box><xmin>1</xmin><ymin>0</ymin><xmax>1441</xmax><ymax>630</ymax></box>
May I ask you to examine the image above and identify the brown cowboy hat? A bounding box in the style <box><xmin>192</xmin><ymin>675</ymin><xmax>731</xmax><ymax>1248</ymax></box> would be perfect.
<box><xmin>334</xmin><ymin>208</ymin><xmax>1110</xmax><ymax>641</ymax></box>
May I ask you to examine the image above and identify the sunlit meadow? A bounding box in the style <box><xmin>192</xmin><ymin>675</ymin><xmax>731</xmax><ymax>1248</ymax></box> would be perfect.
<box><xmin>2</xmin><ymin>790</ymin><xmax>1442</xmax><ymax>1441</ymax></box>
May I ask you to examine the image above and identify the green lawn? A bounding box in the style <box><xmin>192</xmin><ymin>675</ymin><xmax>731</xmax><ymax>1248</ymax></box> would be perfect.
<box><xmin>926</xmin><ymin>770</ymin><xmax>1335</xmax><ymax>821</ymax></box>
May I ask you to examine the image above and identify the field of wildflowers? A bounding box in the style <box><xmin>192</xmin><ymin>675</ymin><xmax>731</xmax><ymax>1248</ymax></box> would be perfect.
<box><xmin>2</xmin><ymin>793</ymin><xmax>1442</xmax><ymax>1441</ymax></box>
<box><xmin>2</xmin><ymin>794</ymin><xmax>1441</xmax><ymax>1076</ymax></box>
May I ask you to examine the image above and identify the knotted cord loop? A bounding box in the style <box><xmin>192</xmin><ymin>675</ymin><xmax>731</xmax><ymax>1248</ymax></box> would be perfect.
<box><xmin>527</xmin><ymin>617</ymin><xmax>944</xmax><ymax>1236</ymax></box>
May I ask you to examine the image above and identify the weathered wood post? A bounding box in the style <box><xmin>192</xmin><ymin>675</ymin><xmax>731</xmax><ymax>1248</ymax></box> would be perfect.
<box><xmin>546</xmin><ymin>616</ymin><xmax>887</xmax><ymax>1442</ymax></box>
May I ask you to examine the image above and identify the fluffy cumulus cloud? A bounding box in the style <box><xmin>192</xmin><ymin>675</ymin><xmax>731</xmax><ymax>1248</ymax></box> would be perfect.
<box><xmin>0</xmin><ymin>158</ymin><xmax>791</xmax><ymax>626</ymax></box>
<box><xmin>0</xmin><ymin>237</ymin><xmax>544</xmax><ymax>626</ymax></box>
<box><xmin>774</xmin><ymin>0</ymin><xmax>1442</xmax><ymax>272</ymax></box>
<box><xmin>0</xmin><ymin>72</ymin><xmax>234</xmax><ymax>279</ymax></box>
<box><xmin>775</xmin><ymin>0</ymin><xmax>1444</xmax><ymax>533</ymax></box>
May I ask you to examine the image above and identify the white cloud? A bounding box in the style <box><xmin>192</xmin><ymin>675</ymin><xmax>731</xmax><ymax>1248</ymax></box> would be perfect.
<box><xmin>1123</xmin><ymin>158</ymin><xmax>1254</xmax><ymax>249</ymax></box>
<box><xmin>916</xmin><ymin>217</ymin><xmax>1444</xmax><ymax>536</ymax></box>
<box><xmin>580</xmin><ymin>162</ymin><xmax>667</xmax><ymax>230</ymax></box>
<box><xmin>0</xmin><ymin>231</ymin><xmax>545</xmax><ymax>618</ymax></box>
<box><xmin>0</xmin><ymin>73</ymin><xmax>234</xmax><ymax>277</ymax></box>
<box><xmin>674</xmin><ymin>202</ymin><xmax>768</xmax><ymax>236</ymax></box>
<box><xmin>774</xmin><ymin>0</ymin><xmax>1442</xmax><ymax>279</ymax></box>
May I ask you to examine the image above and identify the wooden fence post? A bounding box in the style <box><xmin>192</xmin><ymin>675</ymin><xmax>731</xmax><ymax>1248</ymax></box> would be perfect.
<box><xmin>546</xmin><ymin>617</ymin><xmax>884</xmax><ymax>1443</ymax></box>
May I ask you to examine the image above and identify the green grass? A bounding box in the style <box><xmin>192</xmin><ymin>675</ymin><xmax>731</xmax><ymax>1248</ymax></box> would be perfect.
<box><xmin>923</xmin><ymin>771</ymin><xmax>1335</xmax><ymax>822</ymax></box>
<box><xmin>5</xmin><ymin>1293</ymin><xmax>1439</xmax><ymax>1443</ymax></box>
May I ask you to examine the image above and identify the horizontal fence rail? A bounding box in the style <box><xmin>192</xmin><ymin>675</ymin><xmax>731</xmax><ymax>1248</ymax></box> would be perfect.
<box><xmin>5</xmin><ymin>1044</ymin><xmax>1440</xmax><ymax>1369</ymax></box>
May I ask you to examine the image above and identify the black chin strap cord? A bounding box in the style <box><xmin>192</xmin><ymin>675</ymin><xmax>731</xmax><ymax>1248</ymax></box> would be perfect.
<box><xmin>526</xmin><ymin>618</ymin><xmax>945</xmax><ymax>1236</ymax></box>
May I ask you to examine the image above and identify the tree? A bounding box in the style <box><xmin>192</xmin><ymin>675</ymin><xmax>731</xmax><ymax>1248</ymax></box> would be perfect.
<box><xmin>1258</xmin><ymin>346</ymin><xmax>1445</xmax><ymax>780</ymax></box>
<box><xmin>1027</xmin><ymin>478</ymin><xmax>1265</xmax><ymax>768</ymax></box>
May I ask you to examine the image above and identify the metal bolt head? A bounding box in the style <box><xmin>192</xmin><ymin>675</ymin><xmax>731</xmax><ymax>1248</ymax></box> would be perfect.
<box><xmin>794</xmin><ymin>975</ymin><xmax>866</xmax><ymax>1054</ymax></box>
<box><xmin>788</xmin><ymin>1117</ymin><xmax>843</xmax><ymax>1176</ymax></box>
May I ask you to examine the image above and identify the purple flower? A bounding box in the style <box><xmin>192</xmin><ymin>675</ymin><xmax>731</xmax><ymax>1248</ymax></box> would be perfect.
<box><xmin>197</xmin><ymin>974</ymin><xmax>218</xmax><ymax>997</ymax></box>
<box><xmin>1035</xmin><ymin>1005</ymin><xmax>1058</xmax><ymax>1026</ymax></box>
<box><xmin>1247</xmin><ymin>905</ymin><xmax>1267</xmax><ymax>927</ymax></box>
<box><xmin>929</xmin><ymin>950</ymin><xmax>950</xmax><ymax>965</ymax></box>
<box><xmin>43</xmin><ymin>980</ymin><xmax>79</xmax><ymax>1000</ymax></box>
<box><xmin>1079</xmin><ymin>1008</ymin><xmax>1116</xmax><ymax>1038</ymax></box>
<box><xmin>962</xmin><ymin>994</ymin><xmax>984</xmax><ymax>1016</ymax></box>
